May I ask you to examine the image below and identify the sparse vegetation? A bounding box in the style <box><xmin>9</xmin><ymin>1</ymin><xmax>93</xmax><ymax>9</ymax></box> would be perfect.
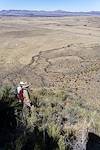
<box><xmin>0</xmin><ymin>16</ymin><xmax>100</xmax><ymax>149</ymax></box>
<box><xmin>0</xmin><ymin>86</ymin><xmax>100</xmax><ymax>149</ymax></box>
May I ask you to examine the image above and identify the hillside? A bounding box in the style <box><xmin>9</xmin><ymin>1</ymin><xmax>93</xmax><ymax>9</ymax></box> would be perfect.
<box><xmin>0</xmin><ymin>16</ymin><xmax>100</xmax><ymax>149</ymax></box>
<box><xmin>0</xmin><ymin>16</ymin><xmax>100</xmax><ymax>102</ymax></box>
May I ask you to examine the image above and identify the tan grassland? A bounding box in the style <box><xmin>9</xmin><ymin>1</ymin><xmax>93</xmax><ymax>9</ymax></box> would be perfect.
<box><xmin>0</xmin><ymin>16</ymin><xmax>100</xmax><ymax>107</ymax></box>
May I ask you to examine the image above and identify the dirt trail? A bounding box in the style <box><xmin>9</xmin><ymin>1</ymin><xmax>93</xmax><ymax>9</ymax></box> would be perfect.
<box><xmin>1</xmin><ymin>43</ymin><xmax>100</xmax><ymax>87</ymax></box>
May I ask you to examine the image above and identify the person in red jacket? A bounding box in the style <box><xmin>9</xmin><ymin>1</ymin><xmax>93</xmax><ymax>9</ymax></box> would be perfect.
<box><xmin>17</xmin><ymin>81</ymin><xmax>25</xmax><ymax>103</ymax></box>
<box><xmin>17</xmin><ymin>81</ymin><xmax>31</xmax><ymax>108</ymax></box>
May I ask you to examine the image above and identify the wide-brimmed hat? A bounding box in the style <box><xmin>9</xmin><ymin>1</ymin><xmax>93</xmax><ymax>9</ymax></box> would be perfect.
<box><xmin>19</xmin><ymin>81</ymin><xmax>26</xmax><ymax>85</ymax></box>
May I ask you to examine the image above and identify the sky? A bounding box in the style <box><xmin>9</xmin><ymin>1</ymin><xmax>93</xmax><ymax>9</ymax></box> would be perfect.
<box><xmin>0</xmin><ymin>0</ymin><xmax>100</xmax><ymax>12</ymax></box>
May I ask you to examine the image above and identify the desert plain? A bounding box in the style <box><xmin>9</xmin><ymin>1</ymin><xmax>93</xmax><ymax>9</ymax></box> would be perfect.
<box><xmin>0</xmin><ymin>16</ymin><xmax>100</xmax><ymax>107</ymax></box>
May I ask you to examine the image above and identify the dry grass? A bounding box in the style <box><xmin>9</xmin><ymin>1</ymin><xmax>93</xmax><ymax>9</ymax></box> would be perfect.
<box><xmin>0</xmin><ymin>17</ymin><xmax>100</xmax><ymax>137</ymax></box>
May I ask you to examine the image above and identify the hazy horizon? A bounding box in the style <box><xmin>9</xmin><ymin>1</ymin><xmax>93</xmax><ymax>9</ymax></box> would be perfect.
<box><xmin>0</xmin><ymin>9</ymin><xmax>100</xmax><ymax>13</ymax></box>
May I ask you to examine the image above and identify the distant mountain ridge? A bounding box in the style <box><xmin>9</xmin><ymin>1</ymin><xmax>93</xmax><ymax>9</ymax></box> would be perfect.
<box><xmin>0</xmin><ymin>10</ymin><xmax>100</xmax><ymax>17</ymax></box>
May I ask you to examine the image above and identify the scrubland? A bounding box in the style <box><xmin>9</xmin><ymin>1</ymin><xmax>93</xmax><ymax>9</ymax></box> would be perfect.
<box><xmin>0</xmin><ymin>16</ymin><xmax>100</xmax><ymax>149</ymax></box>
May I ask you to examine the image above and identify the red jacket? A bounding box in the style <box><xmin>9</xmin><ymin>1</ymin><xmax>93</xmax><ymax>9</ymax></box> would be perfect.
<box><xmin>18</xmin><ymin>89</ymin><xmax>24</xmax><ymax>102</ymax></box>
